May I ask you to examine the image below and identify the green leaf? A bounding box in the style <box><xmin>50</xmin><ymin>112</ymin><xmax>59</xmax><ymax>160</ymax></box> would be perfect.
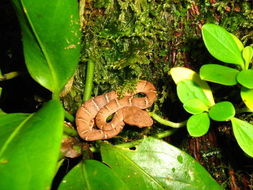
<box><xmin>0</xmin><ymin>100</ymin><xmax>64</xmax><ymax>190</ymax></box>
<box><xmin>240</xmin><ymin>87</ymin><xmax>253</xmax><ymax>111</ymax></box>
<box><xmin>200</xmin><ymin>64</ymin><xmax>239</xmax><ymax>86</ymax></box>
<box><xmin>101</xmin><ymin>137</ymin><xmax>222</xmax><ymax>190</ymax></box>
<box><xmin>187</xmin><ymin>113</ymin><xmax>210</xmax><ymax>137</ymax></box>
<box><xmin>230</xmin><ymin>33</ymin><xmax>244</xmax><ymax>51</ymax></box>
<box><xmin>170</xmin><ymin>67</ymin><xmax>215</xmax><ymax>105</ymax></box>
<box><xmin>183</xmin><ymin>99</ymin><xmax>209</xmax><ymax>114</ymax></box>
<box><xmin>209</xmin><ymin>101</ymin><xmax>235</xmax><ymax>121</ymax></box>
<box><xmin>177</xmin><ymin>80</ymin><xmax>211</xmax><ymax>107</ymax></box>
<box><xmin>231</xmin><ymin>118</ymin><xmax>253</xmax><ymax>157</ymax></box>
<box><xmin>58</xmin><ymin>160</ymin><xmax>128</xmax><ymax>190</ymax></box>
<box><xmin>11</xmin><ymin>0</ymin><xmax>81</xmax><ymax>95</ymax></box>
<box><xmin>237</xmin><ymin>70</ymin><xmax>253</xmax><ymax>89</ymax></box>
<box><xmin>201</xmin><ymin>24</ymin><xmax>244</xmax><ymax>67</ymax></box>
<box><xmin>242</xmin><ymin>46</ymin><xmax>253</xmax><ymax>69</ymax></box>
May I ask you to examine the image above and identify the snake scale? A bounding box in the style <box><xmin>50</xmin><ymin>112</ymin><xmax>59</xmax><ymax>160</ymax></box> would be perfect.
<box><xmin>75</xmin><ymin>80</ymin><xmax>156</xmax><ymax>141</ymax></box>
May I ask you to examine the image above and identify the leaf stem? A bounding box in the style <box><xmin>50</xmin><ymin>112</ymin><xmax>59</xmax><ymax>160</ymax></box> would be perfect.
<box><xmin>0</xmin><ymin>71</ymin><xmax>19</xmax><ymax>81</ymax></box>
<box><xmin>83</xmin><ymin>60</ymin><xmax>95</xmax><ymax>101</ymax></box>
<box><xmin>149</xmin><ymin>112</ymin><xmax>187</xmax><ymax>128</ymax></box>
<box><xmin>64</xmin><ymin>111</ymin><xmax>75</xmax><ymax>122</ymax></box>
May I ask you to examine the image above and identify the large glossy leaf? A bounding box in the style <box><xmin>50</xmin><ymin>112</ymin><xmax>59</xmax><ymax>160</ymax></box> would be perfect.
<box><xmin>231</xmin><ymin>118</ymin><xmax>253</xmax><ymax>157</ymax></box>
<box><xmin>241</xmin><ymin>88</ymin><xmax>253</xmax><ymax>111</ymax></box>
<box><xmin>58</xmin><ymin>160</ymin><xmax>128</xmax><ymax>190</ymax></box>
<box><xmin>201</xmin><ymin>24</ymin><xmax>244</xmax><ymax>67</ymax></box>
<box><xmin>200</xmin><ymin>64</ymin><xmax>239</xmax><ymax>86</ymax></box>
<box><xmin>11</xmin><ymin>0</ymin><xmax>81</xmax><ymax>95</ymax></box>
<box><xmin>0</xmin><ymin>100</ymin><xmax>64</xmax><ymax>190</ymax></box>
<box><xmin>170</xmin><ymin>67</ymin><xmax>215</xmax><ymax>105</ymax></box>
<box><xmin>187</xmin><ymin>113</ymin><xmax>210</xmax><ymax>137</ymax></box>
<box><xmin>101</xmin><ymin>137</ymin><xmax>223</xmax><ymax>190</ymax></box>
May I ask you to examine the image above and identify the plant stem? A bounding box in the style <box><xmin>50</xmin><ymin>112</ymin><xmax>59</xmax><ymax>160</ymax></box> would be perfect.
<box><xmin>0</xmin><ymin>71</ymin><xmax>19</xmax><ymax>81</ymax></box>
<box><xmin>149</xmin><ymin>112</ymin><xmax>187</xmax><ymax>128</ymax></box>
<box><xmin>63</xmin><ymin>124</ymin><xmax>78</xmax><ymax>136</ymax></box>
<box><xmin>64</xmin><ymin>111</ymin><xmax>75</xmax><ymax>122</ymax></box>
<box><xmin>83</xmin><ymin>60</ymin><xmax>95</xmax><ymax>101</ymax></box>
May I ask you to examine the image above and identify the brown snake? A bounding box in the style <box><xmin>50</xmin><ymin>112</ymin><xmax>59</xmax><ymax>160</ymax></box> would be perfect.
<box><xmin>75</xmin><ymin>80</ymin><xmax>156</xmax><ymax>141</ymax></box>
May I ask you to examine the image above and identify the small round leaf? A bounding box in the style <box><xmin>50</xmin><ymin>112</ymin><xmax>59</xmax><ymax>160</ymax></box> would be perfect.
<box><xmin>237</xmin><ymin>70</ymin><xmax>253</xmax><ymax>89</ymax></box>
<box><xmin>209</xmin><ymin>101</ymin><xmax>235</xmax><ymax>121</ymax></box>
<box><xmin>183</xmin><ymin>99</ymin><xmax>209</xmax><ymax>114</ymax></box>
<box><xmin>187</xmin><ymin>113</ymin><xmax>210</xmax><ymax>137</ymax></box>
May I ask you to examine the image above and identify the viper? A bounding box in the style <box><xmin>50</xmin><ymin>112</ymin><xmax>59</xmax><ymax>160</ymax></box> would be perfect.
<box><xmin>75</xmin><ymin>80</ymin><xmax>156</xmax><ymax>141</ymax></box>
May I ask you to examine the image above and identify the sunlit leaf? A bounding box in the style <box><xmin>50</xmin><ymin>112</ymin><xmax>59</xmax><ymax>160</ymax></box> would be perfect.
<box><xmin>170</xmin><ymin>67</ymin><xmax>215</xmax><ymax>105</ymax></box>
<box><xmin>177</xmin><ymin>80</ymin><xmax>211</xmax><ymax>107</ymax></box>
<box><xmin>101</xmin><ymin>137</ymin><xmax>222</xmax><ymax>190</ymax></box>
<box><xmin>187</xmin><ymin>113</ymin><xmax>210</xmax><ymax>137</ymax></box>
<box><xmin>237</xmin><ymin>70</ymin><xmax>253</xmax><ymax>89</ymax></box>
<box><xmin>183</xmin><ymin>98</ymin><xmax>209</xmax><ymax>114</ymax></box>
<box><xmin>0</xmin><ymin>100</ymin><xmax>64</xmax><ymax>190</ymax></box>
<box><xmin>240</xmin><ymin>88</ymin><xmax>253</xmax><ymax>111</ymax></box>
<box><xmin>202</xmin><ymin>24</ymin><xmax>244</xmax><ymax>67</ymax></box>
<box><xmin>231</xmin><ymin>118</ymin><xmax>253</xmax><ymax>157</ymax></box>
<box><xmin>11</xmin><ymin>0</ymin><xmax>81</xmax><ymax>95</ymax></box>
<box><xmin>209</xmin><ymin>101</ymin><xmax>235</xmax><ymax>121</ymax></box>
<box><xmin>58</xmin><ymin>160</ymin><xmax>128</xmax><ymax>190</ymax></box>
<box><xmin>230</xmin><ymin>33</ymin><xmax>244</xmax><ymax>51</ymax></box>
<box><xmin>200</xmin><ymin>64</ymin><xmax>239</xmax><ymax>86</ymax></box>
<box><xmin>242</xmin><ymin>46</ymin><xmax>253</xmax><ymax>69</ymax></box>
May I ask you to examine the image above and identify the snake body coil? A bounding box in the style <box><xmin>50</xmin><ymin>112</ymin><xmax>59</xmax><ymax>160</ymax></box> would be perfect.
<box><xmin>75</xmin><ymin>80</ymin><xmax>156</xmax><ymax>141</ymax></box>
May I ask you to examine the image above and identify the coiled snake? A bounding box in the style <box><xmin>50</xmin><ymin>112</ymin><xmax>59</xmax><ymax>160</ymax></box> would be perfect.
<box><xmin>75</xmin><ymin>80</ymin><xmax>156</xmax><ymax>141</ymax></box>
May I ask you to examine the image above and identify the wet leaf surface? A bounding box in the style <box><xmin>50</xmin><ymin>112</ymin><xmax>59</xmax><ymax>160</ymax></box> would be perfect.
<box><xmin>101</xmin><ymin>137</ymin><xmax>223</xmax><ymax>190</ymax></box>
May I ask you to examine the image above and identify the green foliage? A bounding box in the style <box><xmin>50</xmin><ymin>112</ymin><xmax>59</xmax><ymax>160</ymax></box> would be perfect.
<box><xmin>231</xmin><ymin>118</ymin><xmax>253</xmax><ymax>157</ymax></box>
<box><xmin>0</xmin><ymin>100</ymin><xmax>64</xmax><ymax>190</ymax></box>
<box><xmin>200</xmin><ymin>64</ymin><xmax>239</xmax><ymax>86</ymax></box>
<box><xmin>200</xmin><ymin>24</ymin><xmax>253</xmax><ymax>110</ymax></box>
<box><xmin>176</xmin><ymin>80</ymin><xmax>211</xmax><ymax>107</ymax></box>
<box><xmin>58</xmin><ymin>160</ymin><xmax>128</xmax><ymax>190</ymax></box>
<box><xmin>2</xmin><ymin>0</ymin><xmax>251</xmax><ymax>189</ymax></box>
<box><xmin>183</xmin><ymin>99</ymin><xmax>209</xmax><ymax>114</ymax></box>
<box><xmin>171</xmin><ymin>24</ymin><xmax>253</xmax><ymax>157</ymax></box>
<box><xmin>240</xmin><ymin>88</ymin><xmax>253</xmax><ymax>111</ymax></box>
<box><xmin>11</xmin><ymin>0</ymin><xmax>81</xmax><ymax>97</ymax></box>
<box><xmin>101</xmin><ymin>137</ymin><xmax>222</xmax><ymax>190</ymax></box>
<box><xmin>242</xmin><ymin>46</ymin><xmax>253</xmax><ymax>68</ymax></box>
<box><xmin>237</xmin><ymin>70</ymin><xmax>253</xmax><ymax>89</ymax></box>
<box><xmin>187</xmin><ymin>113</ymin><xmax>210</xmax><ymax>137</ymax></box>
<box><xmin>208</xmin><ymin>101</ymin><xmax>235</xmax><ymax>122</ymax></box>
<box><xmin>201</xmin><ymin>24</ymin><xmax>244</xmax><ymax>67</ymax></box>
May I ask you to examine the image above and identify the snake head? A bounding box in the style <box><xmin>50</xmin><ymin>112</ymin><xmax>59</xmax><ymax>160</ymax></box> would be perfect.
<box><xmin>122</xmin><ymin>106</ymin><xmax>153</xmax><ymax>128</ymax></box>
